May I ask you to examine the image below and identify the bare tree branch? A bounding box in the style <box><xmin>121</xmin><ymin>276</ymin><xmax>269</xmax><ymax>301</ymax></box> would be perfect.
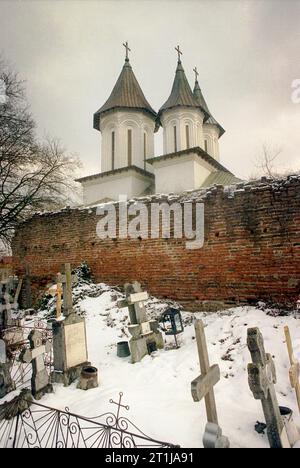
<box><xmin>0</xmin><ymin>56</ymin><xmax>81</xmax><ymax>247</ymax></box>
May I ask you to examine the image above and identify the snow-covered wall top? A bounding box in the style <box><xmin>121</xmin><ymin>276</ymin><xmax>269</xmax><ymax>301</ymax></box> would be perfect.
<box><xmin>12</xmin><ymin>174</ymin><xmax>300</xmax><ymax>309</ymax></box>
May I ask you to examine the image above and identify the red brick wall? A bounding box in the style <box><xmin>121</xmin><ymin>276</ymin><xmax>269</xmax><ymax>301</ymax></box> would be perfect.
<box><xmin>12</xmin><ymin>177</ymin><xmax>300</xmax><ymax>309</ymax></box>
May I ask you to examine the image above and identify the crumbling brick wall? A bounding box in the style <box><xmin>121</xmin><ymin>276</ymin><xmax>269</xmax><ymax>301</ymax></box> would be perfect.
<box><xmin>12</xmin><ymin>176</ymin><xmax>300</xmax><ymax>310</ymax></box>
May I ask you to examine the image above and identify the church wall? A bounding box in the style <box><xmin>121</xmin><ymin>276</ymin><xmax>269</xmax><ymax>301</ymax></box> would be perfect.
<box><xmin>152</xmin><ymin>153</ymin><xmax>213</xmax><ymax>194</ymax></box>
<box><xmin>81</xmin><ymin>170</ymin><xmax>153</xmax><ymax>205</ymax></box>
<box><xmin>12</xmin><ymin>176</ymin><xmax>300</xmax><ymax>310</ymax></box>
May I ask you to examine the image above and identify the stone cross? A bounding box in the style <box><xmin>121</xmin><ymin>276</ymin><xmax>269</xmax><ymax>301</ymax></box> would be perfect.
<box><xmin>175</xmin><ymin>45</ymin><xmax>182</xmax><ymax>61</ymax></box>
<box><xmin>60</xmin><ymin>264</ymin><xmax>78</xmax><ymax>317</ymax></box>
<box><xmin>191</xmin><ymin>319</ymin><xmax>229</xmax><ymax>448</ymax></box>
<box><xmin>123</xmin><ymin>41</ymin><xmax>131</xmax><ymax>60</ymax></box>
<box><xmin>284</xmin><ymin>326</ymin><xmax>300</xmax><ymax>413</ymax></box>
<box><xmin>247</xmin><ymin>327</ymin><xmax>290</xmax><ymax>448</ymax></box>
<box><xmin>0</xmin><ymin>285</ymin><xmax>13</xmax><ymax>328</ymax></box>
<box><xmin>20</xmin><ymin>330</ymin><xmax>52</xmax><ymax>399</ymax></box>
<box><xmin>0</xmin><ymin>338</ymin><xmax>16</xmax><ymax>398</ymax></box>
<box><xmin>0</xmin><ymin>339</ymin><xmax>6</xmax><ymax>364</ymax></box>
<box><xmin>119</xmin><ymin>282</ymin><xmax>148</xmax><ymax>325</ymax></box>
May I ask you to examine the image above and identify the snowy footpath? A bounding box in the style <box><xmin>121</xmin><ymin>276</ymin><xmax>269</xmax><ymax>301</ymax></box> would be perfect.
<box><xmin>33</xmin><ymin>284</ymin><xmax>300</xmax><ymax>449</ymax></box>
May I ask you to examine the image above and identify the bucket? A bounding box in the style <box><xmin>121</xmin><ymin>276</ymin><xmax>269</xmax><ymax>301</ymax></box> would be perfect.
<box><xmin>77</xmin><ymin>366</ymin><xmax>99</xmax><ymax>391</ymax></box>
<box><xmin>117</xmin><ymin>341</ymin><xmax>131</xmax><ymax>358</ymax></box>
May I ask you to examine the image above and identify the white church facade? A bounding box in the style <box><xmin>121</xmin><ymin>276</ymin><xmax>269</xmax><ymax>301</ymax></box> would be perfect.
<box><xmin>77</xmin><ymin>44</ymin><xmax>240</xmax><ymax>206</ymax></box>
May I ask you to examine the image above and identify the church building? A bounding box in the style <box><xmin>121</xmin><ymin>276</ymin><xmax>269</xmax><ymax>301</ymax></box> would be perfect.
<box><xmin>77</xmin><ymin>44</ymin><xmax>240</xmax><ymax>206</ymax></box>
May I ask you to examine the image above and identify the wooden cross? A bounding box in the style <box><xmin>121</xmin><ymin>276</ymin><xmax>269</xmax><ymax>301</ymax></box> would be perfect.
<box><xmin>193</xmin><ymin>66</ymin><xmax>199</xmax><ymax>82</ymax></box>
<box><xmin>56</xmin><ymin>274</ymin><xmax>63</xmax><ymax>320</ymax></box>
<box><xmin>60</xmin><ymin>263</ymin><xmax>78</xmax><ymax>317</ymax></box>
<box><xmin>20</xmin><ymin>329</ymin><xmax>52</xmax><ymax>398</ymax></box>
<box><xmin>191</xmin><ymin>319</ymin><xmax>229</xmax><ymax>448</ymax></box>
<box><xmin>175</xmin><ymin>45</ymin><xmax>182</xmax><ymax>61</ymax></box>
<box><xmin>247</xmin><ymin>327</ymin><xmax>290</xmax><ymax>448</ymax></box>
<box><xmin>123</xmin><ymin>41</ymin><xmax>131</xmax><ymax>60</ymax></box>
<box><xmin>284</xmin><ymin>326</ymin><xmax>300</xmax><ymax>413</ymax></box>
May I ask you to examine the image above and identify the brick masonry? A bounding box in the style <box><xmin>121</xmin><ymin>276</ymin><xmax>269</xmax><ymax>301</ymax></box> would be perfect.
<box><xmin>12</xmin><ymin>176</ymin><xmax>300</xmax><ymax>310</ymax></box>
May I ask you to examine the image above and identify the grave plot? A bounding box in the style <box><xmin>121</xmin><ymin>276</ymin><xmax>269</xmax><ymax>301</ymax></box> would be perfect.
<box><xmin>1</xmin><ymin>273</ymin><xmax>300</xmax><ymax>448</ymax></box>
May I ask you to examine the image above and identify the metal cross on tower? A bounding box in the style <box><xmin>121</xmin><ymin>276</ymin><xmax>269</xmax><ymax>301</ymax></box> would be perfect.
<box><xmin>193</xmin><ymin>66</ymin><xmax>199</xmax><ymax>82</ymax></box>
<box><xmin>123</xmin><ymin>41</ymin><xmax>131</xmax><ymax>61</ymax></box>
<box><xmin>175</xmin><ymin>45</ymin><xmax>183</xmax><ymax>61</ymax></box>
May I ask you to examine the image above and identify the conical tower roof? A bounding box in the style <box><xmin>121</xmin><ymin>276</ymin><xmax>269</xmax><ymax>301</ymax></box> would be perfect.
<box><xmin>193</xmin><ymin>79</ymin><xmax>225</xmax><ymax>137</ymax></box>
<box><xmin>158</xmin><ymin>60</ymin><xmax>209</xmax><ymax>121</ymax></box>
<box><xmin>93</xmin><ymin>58</ymin><xmax>157</xmax><ymax>130</ymax></box>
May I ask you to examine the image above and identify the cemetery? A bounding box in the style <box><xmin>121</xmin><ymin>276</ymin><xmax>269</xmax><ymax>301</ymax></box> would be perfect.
<box><xmin>1</xmin><ymin>0</ymin><xmax>300</xmax><ymax>451</ymax></box>
<box><xmin>0</xmin><ymin>262</ymin><xmax>300</xmax><ymax>448</ymax></box>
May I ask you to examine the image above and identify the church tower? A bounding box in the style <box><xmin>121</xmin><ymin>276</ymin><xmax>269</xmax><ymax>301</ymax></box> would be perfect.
<box><xmin>93</xmin><ymin>42</ymin><xmax>157</xmax><ymax>172</ymax></box>
<box><xmin>77</xmin><ymin>44</ymin><xmax>239</xmax><ymax>205</ymax></box>
<box><xmin>193</xmin><ymin>68</ymin><xmax>225</xmax><ymax>161</ymax></box>
<box><xmin>157</xmin><ymin>46</ymin><xmax>209</xmax><ymax>154</ymax></box>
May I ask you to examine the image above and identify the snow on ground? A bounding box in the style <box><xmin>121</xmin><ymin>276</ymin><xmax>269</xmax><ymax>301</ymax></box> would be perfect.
<box><xmin>33</xmin><ymin>284</ymin><xmax>300</xmax><ymax>449</ymax></box>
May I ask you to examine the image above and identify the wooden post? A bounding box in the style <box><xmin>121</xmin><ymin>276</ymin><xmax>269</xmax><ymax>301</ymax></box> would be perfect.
<box><xmin>56</xmin><ymin>274</ymin><xmax>63</xmax><ymax>320</ymax></box>
<box><xmin>284</xmin><ymin>326</ymin><xmax>300</xmax><ymax>413</ymax></box>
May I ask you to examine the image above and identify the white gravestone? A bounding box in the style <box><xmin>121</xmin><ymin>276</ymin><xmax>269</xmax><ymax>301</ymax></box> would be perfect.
<box><xmin>52</xmin><ymin>264</ymin><xmax>89</xmax><ymax>386</ymax></box>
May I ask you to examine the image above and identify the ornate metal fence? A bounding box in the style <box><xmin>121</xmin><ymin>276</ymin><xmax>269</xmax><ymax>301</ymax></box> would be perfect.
<box><xmin>0</xmin><ymin>392</ymin><xmax>179</xmax><ymax>448</ymax></box>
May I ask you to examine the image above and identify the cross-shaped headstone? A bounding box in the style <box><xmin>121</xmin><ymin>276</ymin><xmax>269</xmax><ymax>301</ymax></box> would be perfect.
<box><xmin>191</xmin><ymin>319</ymin><xmax>229</xmax><ymax>448</ymax></box>
<box><xmin>175</xmin><ymin>45</ymin><xmax>182</xmax><ymax>61</ymax></box>
<box><xmin>284</xmin><ymin>326</ymin><xmax>300</xmax><ymax>413</ymax></box>
<box><xmin>247</xmin><ymin>327</ymin><xmax>290</xmax><ymax>448</ymax></box>
<box><xmin>0</xmin><ymin>338</ymin><xmax>15</xmax><ymax>398</ymax></box>
<box><xmin>118</xmin><ymin>281</ymin><xmax>148</xmax><ymax>325</ymax></box>
<box><xmin>123</xmin><ymin>41</ymin><xmax>131</xmax><ymax>61</ymax></box>
<box><xmin>20</xmin><ymin>329</ymin><xmax>52</xmax><ymax>398</ymax></box>
<box><xmin>0</xmin><ymin>339</ymin><xmax>6</xmax><ymax>364</ymax></box>
<box><xmin>193</xmin><ymin>66</ymin><xmax>199</xmax><ymax>82</ymax></box>
<box><xmin>0</xmin><ymin>284</ymin><xmax>13</xmax><ymax>328</ymax></box>
<box><xmin>60</xmin><ymin>264</ymin><xmax>78</xmax><ymax>317</ymax></box>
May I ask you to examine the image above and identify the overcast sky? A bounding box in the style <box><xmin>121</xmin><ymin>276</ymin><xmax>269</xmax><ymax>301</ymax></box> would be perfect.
<box><xmin>1</xmin><ymin>0</ymin><xmax>299</xmax><ymax>179</ymax></box>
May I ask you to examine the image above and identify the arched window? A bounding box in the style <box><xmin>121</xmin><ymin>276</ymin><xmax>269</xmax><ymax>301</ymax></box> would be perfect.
<box><xmin>111</xmin><ymin>131</ymin><xmax>115</xmax><ymax>170</ymax></box>
<box><xmin>173</xmin><ymin>126</ymin><xmax>177</xmax><ymax>152</ymax></box>
<box><xmin>127</xmin><ymin>129</ymin><xmax>132</xmax><ymax>166</ymax></box>
<box><xmin>185</xmin><ymin>125</ymin><xmax>190</xmax><ymax>149</ymax></box>
<box><xmin>204</xmin><ymin>139</ymin><xmax>208</xmax><ymax>153</ymax></box>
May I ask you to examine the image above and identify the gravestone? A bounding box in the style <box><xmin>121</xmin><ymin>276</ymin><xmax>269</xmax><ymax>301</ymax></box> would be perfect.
<box><xmin>0</xmin><ymin>339</ymin><xmax>15</xmax><ymax>399</ymax></box>
<box><xmin>0</xmin><ymin>278</ymin><xmax>24</xmax><ymax>346</ymax></box>
<box><xmin>191</xmin><ymin>319</ymin><xmax>229</xmax><ymax>448</ymax></box>
<box><xmin>20</xmin><ymin>330</ymin><xmax>53</xmax><ymax>400</ymax></box>
<box><xmin>247</xmin><ymin>327</ymin><xmax>291</xmax><ymax>448</ymax></box>
<box><xmin>52</xmin><ymin>264</ymin><xmax>89</xmax><ymax>386</ymax></box>
<box><xmin>118</xmin><ymin>282</ymin><xmax>164</xmax><ymax>364</ymax></box>
<box><xmin>284</xmin><ymin>326</ymin><xmax>300</xmax><ymax>413</ymax></box>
